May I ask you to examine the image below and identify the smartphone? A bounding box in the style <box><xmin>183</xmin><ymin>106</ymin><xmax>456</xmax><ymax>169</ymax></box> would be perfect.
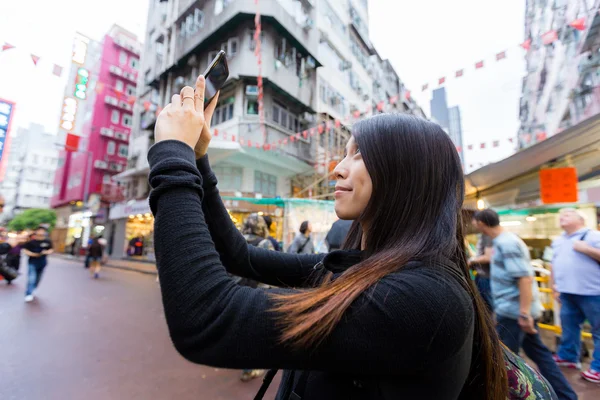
<box><xmin>202</xmin><ymin>50</ymin><xmax>229</xmax><ymax>109</ymax></box>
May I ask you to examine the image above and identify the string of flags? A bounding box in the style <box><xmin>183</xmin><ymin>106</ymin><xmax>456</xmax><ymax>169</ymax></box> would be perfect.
<box><xmin>1</xmin><ymin>42</ymin><xmax>63</xmax><ymax>76</ymax></box>
<box><xmin>417</xmin><ymin>16</ymin><xmax>591</xmax><ymax>93</ymax></box>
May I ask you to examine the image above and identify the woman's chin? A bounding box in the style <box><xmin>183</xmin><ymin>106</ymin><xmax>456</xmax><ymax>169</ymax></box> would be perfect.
<box><xmin>334</xmin><ymin>204</ymin><xmax>356</xmax><ymax>220</ymax></box>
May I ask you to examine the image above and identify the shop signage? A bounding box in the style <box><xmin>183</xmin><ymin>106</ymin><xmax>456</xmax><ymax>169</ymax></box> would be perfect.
<box><xmin>72</xmin><ymin>33</ymin><xmax>89</xmax><ymax>65</ymax></box>
<box><xmin>109</xmin><ymin>199</ymin><xmax>151</xmax><ymax>220</ymax></box>
<box><xmin>539</xmin><ymin>167</ymin><xmax>578</xmax><ymax>204</ymax></box>
<box><xmin>0</xmin><ymin>98</ymin><xmax>15</xmax><ymax>163</ymax></box>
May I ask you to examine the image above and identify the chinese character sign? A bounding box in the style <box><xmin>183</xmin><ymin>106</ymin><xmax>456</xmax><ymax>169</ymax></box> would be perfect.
<box><xmin>0</xmin><ymin>98</ymin><xmax>15</xmax><ymax>182</ymax></box>
<box><xmin>0</xmin><ymin>98</ymin><xmax>15</xmax><ymax>162</ymax></box>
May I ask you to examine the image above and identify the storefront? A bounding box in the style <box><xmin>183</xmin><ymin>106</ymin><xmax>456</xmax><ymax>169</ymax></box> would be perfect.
<box><xmin>108</xmin><ymin>199</ymin><xmax>155</xmax><ymax>261</ymax></box>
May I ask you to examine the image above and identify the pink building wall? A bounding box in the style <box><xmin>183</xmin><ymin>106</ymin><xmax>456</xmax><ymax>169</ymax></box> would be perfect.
<box><xmin>51</xmin><ymin>31</ymin><xmax>139</xmax><ymax>208</ymax></box>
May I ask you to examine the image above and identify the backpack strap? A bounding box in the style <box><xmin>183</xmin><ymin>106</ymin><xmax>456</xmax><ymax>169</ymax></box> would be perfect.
<box><xmin>253</xmin><ymin>369</ymin><xmax>279</xmax><ymax>400</ymax></box>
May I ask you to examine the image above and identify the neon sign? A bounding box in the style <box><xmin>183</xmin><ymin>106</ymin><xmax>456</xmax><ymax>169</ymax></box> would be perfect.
<box><xmin>60</xmin><ymin>97</ymin><xmax>78</xmax><ymax>131</ymax></box>
<box><xmin>74</xmin><ymin>68</ymin><xmax>89</xmax><ymax>100</ymax></box>
<box><xmin>72</xmin><ymin>33</ymin><xmax>89</xmax><ymax>65</ymax></box>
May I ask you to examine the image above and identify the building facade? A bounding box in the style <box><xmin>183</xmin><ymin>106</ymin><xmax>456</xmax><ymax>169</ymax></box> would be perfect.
<box><xmin>111</xmin><ymin>0</ymin><xmax>424</xmax><ymax>259</ymax></box>
<box><xmin>429</xmin><ymin>87</ymin><xmax>464</xmax><ymax>167</ymax></box>
<box><xmin>518</xmin><ymin>0</ymin><xmax>600</xmax><ymax>148</ymax></box>
<box><xmin>0</xmin><ymin>124</ymin><xmax>59</xmax><ymax>222</ymax></box>
<box><xmin>50</xmin><ymin>26</ymin><xmax>142</xmax><ymax>252</ymax></box>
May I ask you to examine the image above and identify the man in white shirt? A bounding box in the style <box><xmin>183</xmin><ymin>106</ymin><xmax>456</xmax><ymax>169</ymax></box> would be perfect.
<box><xmin>551</xmin><ymin>208</ymin><xmax>600</xmax><ymax>383</ymax></box>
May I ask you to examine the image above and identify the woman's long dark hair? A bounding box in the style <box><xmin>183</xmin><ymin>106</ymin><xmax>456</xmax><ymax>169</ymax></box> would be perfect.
<box><xmin>272</xmin><ymin>114</ymin><xmax>507</xmax><ymax>398</ymax></box>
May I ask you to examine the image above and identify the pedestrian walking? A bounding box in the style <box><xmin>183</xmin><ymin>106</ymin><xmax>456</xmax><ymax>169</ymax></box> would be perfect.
<box><xmin>325</xmin><ymin>219</ymin><xmax>352</xmax><ymax>252</ymax></box>
<box><xmin>148</xmin><ymin>80</ymin><xmax>558</xmax><ymax>398</ymax></box>
<box><xmin>473</xmin><ymin>209</ymin><xmax>577</xmax><ymax>400</ymax></box>
<box><xmin>22</xmin><ymin>225</ymin><xmax>54</xmax><ymax>302</ymax></box>
<box><xmin>87</xmin><ymin>237</ymin><xmax>103</xmax><ymax>279</ymax></box>
<box><xmin>262</xmin><ymin>215</ymin><xmax>280</xmax><ymax>251</ymax></box>
<box><xmin>468</xmin><ymin>220</ymin><xmax>494</xmax><ymax>313</ymax></box>
<box><xmin>550</xmin><ymin>208</ymin><xmax>600</xmax><ymax>383</ymax></box>
<box><xmin>287</xmin><ymin>221</ymin><xmax>314</xmax><ymax>254</ymax></box>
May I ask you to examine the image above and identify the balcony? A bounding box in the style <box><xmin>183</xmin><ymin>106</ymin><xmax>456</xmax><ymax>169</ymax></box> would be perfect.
<box><xmin>114</xmin><ymin>37</ymin><xmax>142</xmax><ymax>56</ymax></box>
<box><xmin>165</xmin><ymin>0</ymin><xmax>320</xmax><ymax>79</ymax></box>
<box><xmin>114</xmin><ymin>131</ymin><xmax>128</xmax><ymax>142</ymax></box>
<box><xmin>109</xmin><ymin>64</ymin><xmax>137</xmax><ymax>83</ymax></box>
<box><xmin>94</xmin><ymin>160</ymin><xmax>108</xmax><ymax>170</ymax></box>
<box><xmin>99</xmin><ymin>127</ymin><xmax>114</xmax><ymax>138</ymax></box>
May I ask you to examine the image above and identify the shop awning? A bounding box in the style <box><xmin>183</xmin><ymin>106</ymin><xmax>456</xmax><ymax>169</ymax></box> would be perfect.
<box><xmin>464</xmin><ymin>113</ymin><xmax>600</xmax><ymax>208</ymax></box>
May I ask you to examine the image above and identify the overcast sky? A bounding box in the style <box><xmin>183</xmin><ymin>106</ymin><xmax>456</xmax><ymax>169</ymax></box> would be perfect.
<box><xmin>0</xmin><ymin>0</ymin><xmax>525</xmax><ymax>173</ymax></box>
<box><xmin>370</xmin><ymin>0</ymin><xmax>526</xmax><ymax>172</ymax></box>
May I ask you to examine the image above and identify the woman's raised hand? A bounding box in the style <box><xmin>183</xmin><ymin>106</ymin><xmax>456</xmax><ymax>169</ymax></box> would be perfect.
<box><xmin>154</xmin><ymin>75</ymin><xmax>217</xmax><ymax>155</ymax></box>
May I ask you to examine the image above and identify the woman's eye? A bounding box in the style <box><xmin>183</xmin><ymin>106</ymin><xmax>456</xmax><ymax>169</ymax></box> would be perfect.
<box><xmin>355</xmin><ymin>148</ymin><xmax>361</xmax><ymax>155</ymax></box>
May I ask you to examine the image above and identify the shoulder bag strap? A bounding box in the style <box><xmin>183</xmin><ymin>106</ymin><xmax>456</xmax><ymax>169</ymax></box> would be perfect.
<box><xmin>296</xmin><ymin>237</ymin><xmax>311</xmax><ymax>254</ymax></box>
<box><xmin>253</xmin><ymin>369</ymin><xmax>279</xmax><ymax>400</ymax></box>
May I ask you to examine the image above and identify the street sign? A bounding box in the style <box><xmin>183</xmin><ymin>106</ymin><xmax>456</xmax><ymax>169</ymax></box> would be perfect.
<box><xmin>539</xmin><ymin>167</ymin><xmax>578</xmax><ymax>204</ymax></box>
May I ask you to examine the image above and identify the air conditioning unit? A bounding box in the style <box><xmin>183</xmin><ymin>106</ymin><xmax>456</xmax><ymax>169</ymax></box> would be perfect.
<box><xmin>246</xmin><ymin>85</ymin><xmax>259</xmax><ymax>96</ymax></box>
<box><xmin>100</xmin><ymin>127</ymin><xmax>114</xmax><ymax>137</ymax></box>
<box><xmin>105</xmin><ymin>96</ymin><xmax>118</xmax><ymax>106</ymax></box>
<box><xmin>302</xmin><ymin>17</ymin><xmax>314</xmax><ymax>31</ymax></box>
<box><xmin>109</xmin><ymin>65</ymin><xmax>123</xmax><ymax>76</ymax></box>
<box><xmin>340</xmin><ymin>60</ymin><xmax>352</xmax><ymax>71</ymax></box>
<box><xmin>119</xmin><ymin>101</ymin><xmax>132</xmax><ymax>111</ymax></box>
<box><xmin>94</xmin><ymin>160</ymin><xmax>108</xmax><ymax>169</ymax></box>
<box><xmin>115</xmin><ymin>132</ymin><xmax>128</xmax><ymax>141</ymax></box>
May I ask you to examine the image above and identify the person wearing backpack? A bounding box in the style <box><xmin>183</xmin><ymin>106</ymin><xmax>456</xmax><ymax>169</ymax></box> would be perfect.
<box><xmin>147</xmin><ymin>79</ymin><xmax>559</xmax><ymax>399</ymax></box>
<box><xmin>551</xmin><ymin>208</ymin><xmax>600</xmax><ymax>383</ymax></box>
<box><xmin>287</xmin><ymin>221</ymin><xmax>314</xmax><ymax>255</ymax></box>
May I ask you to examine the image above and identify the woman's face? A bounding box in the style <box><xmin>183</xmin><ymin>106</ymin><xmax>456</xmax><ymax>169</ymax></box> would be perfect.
<box><xmin>333</xmin><ymin>137</ymin><xmax>372</xmax><ymax>220</ymax></box>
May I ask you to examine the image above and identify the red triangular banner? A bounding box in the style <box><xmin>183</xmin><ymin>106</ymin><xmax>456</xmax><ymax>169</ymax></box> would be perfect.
<box><xmin>521</xmin><ymin>39</ymin><xmax>532</xmax><ymax>51</ymax></box>
<box><xmin>127</xmin><ymin>95</ymin><xmax>136</xmax><ymax>105</ymax></box>
<box><xmin>455</xmin><ymin>69</ymin><xmax>464</xmax><ymax>78</ymax></box>
<box><xmin>438</xmin><ymin>77</ymin><xmax>446</xmax><ymax>85</ymax></box>
<box><xmin>422</xmin><ymin>83</ymin><xmax>429</xmax><ymax>91</ymax></box>
<box><xmin>31</xmin><ymin>54</ymin><xmax>40</xmax><ymax>66</ymax></box>
<box><xmin>143</xmin><ymin>101</ymin><xmax>151</xmax><ymax>111</ymax></box>
<box><xmin>569</xmin><ymin>18</ymin><xmax>586</xmax><ymax>31</ymax></box>
<box><xmin>334</xmin><ymin>119</ymin><xmax>341</xmax><ymax>128</ymax></box>
<box><xmin>541</xmin><ymin>30</ymin><xmax>558</xmax><ymax>45</ymax></box>
<box><xmin>475</xmin><ymin>60</ymin><xmax>484</xmax><ymax>69</ymax></box>
<box><xmin>2</xmin><ymin>42</ymin><xmax>15</xmax><ymax>52</ymax></box>
<box><xmin>495</xmin><ymin>51</ymin><xmax>506</xmax><ymax>61</ymax></box>
<box><xmin>377</xmin><ymin>101</ymin><xmax>385</xmax><ymax>112</ymax></box>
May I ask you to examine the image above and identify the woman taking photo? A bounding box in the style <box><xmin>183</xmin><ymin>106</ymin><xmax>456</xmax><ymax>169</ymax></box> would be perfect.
<box><xmin>148</xmin><ymin>77</ymin><xmax>557</xmax><ymax>399</ymax></box>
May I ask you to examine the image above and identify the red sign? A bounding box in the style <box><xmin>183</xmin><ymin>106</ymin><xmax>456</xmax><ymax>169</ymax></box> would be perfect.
<box><xmin>65</xmin><ymin>133</ymin><xmax>80</xmax><ymax>151</ymax></box>
<box><xmin>540</xmin><ymin>167</ymin><xmax>578</xmax><ymax>204</ymax></box>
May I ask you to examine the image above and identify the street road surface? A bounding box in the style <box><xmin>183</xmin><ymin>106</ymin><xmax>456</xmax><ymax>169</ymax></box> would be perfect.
<box><xmin>0</xmin><ymin>258</ymin><xmax>280</xmax><ymax>400</ymax></box>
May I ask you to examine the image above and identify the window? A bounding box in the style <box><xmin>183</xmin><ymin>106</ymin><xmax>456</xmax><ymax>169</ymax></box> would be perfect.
<box><xmin>271</xmin><ymin>102</ymin><xmax>300</xmax><ymax>131</ymax></box>
<box><xmin>115</xmin><ymin>80</ymin><xmax>124</xmax><ymax>92</ymax></box>
<box><xmin>118</xmin><ymin>144</ymin><xmax>128</xmax><ymax>158</ymax></box>
<box><xmin>103</xmin><ymin>174</ymin><xmax>112</xmax><ymax>184</ymax></box>
<box><xmin>130</xmin><ymin>57</ymin><xmax>139</xmax><ymax>70</ymax></box>
<box><xmin>111</xmin><ymin>110</ymin><xmax>120</xmax><ymax>124</ymax></box>
<box><xmin>119</xmin><ymin>51</ymin><xmax>128</xmax><ymax>66</ymax></box>
<box><xmin>107</xmin><ymin>141</ymin><xmax>116</xmax><ymax>155</ymax></box>
<box><xmin>126</xmin><ymin>85</ymin><xmax>136</xmax><ymax>96</ymax></box>
<box><xmin>122</xmin><ymin>114</ymin><xmax>133</xmax><ymax>127</ymax></box>
<box><xmin>254</xmin><ymin>171</ymin><xmax>277</xmax><ymax>197</ymax></box>
<box><xmin>272</xmin><ymin>105</ymin><xmax>280</xmax><ymax>124</ymax></box>
<box><xmin>212</xmin><ymin>164</ymin><xmax>243</xmax><ymax>190</ymax></box>
<box><xmin>323</xmin><ymin>1</ymin><xmax>346</xmax><ymax>40</ymax></box>
<box><xmin>246</xmin><ymin>98</ymin><xmax>259</xmax><ymax>115</ymax></box>
<box><xmin>227</xmin><ymin>38</ymin><xmax>238</xmax><ymax>57</ymax></box>
<box><xmin>211</xmin><ymin>97</ymin><xmax>235</xmax><ymax>126</ymax></box>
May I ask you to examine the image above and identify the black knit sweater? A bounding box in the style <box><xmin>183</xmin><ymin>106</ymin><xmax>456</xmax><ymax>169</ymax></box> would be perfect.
<box><xmin>148</xmin><ymin>140</ymin><xmax>475</xmax><ymax>399</ymax></box>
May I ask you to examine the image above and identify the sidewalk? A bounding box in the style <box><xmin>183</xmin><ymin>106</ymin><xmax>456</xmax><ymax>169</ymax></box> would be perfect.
<box><xmin>52</xmin><ymin>253</ymin><xmax>157</xmax><ymax>275</ymax></box>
